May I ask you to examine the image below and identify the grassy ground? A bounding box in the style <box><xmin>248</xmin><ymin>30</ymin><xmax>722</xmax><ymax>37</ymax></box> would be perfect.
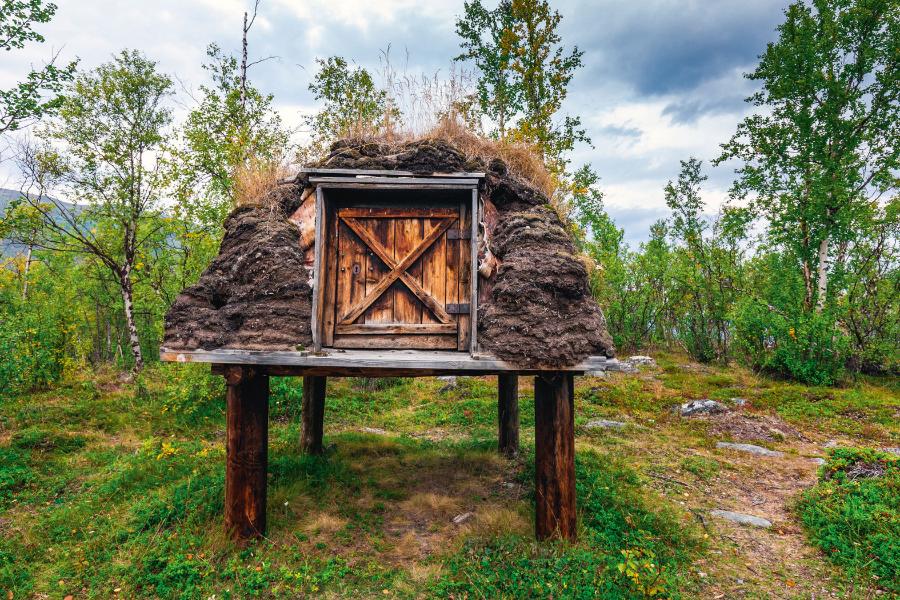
<box><xmin>0</xmin><ymin>353</ymin><xmax>897</xmax><ymax>598</ymax></box>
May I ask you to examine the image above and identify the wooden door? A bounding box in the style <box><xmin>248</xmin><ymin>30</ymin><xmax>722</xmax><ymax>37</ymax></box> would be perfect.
<box><xmin>322</xmin><ymin>204</ymin><xmax>471</xmax><ymax>350</ymax></box>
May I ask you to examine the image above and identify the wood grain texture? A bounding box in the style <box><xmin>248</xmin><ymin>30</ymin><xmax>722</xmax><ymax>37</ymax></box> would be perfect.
<box><xmin>366</xmin><ymin>217</ymin><xmax>394</xmax><ymax>323</ymax></box>
<box><xmin>335</xmin><ymin>323</ymin><xmax>456</xmax><ymax>335</ymax></box>
<box><xmin>170</xmin><ymin>348</ymin><xmax>627</xmax><ymax>374</ymax></box>
<box><xmin>321</xmin><ymin>203</ymin><xmax>339</xmax><ymax>347</ymax></box>
<box><xmin>498</xmin><ymin>374</ymin><xmax>520</xmax><ymax>457</ymax></box>
<box><xmin>469</xmin><ymin>189</ymin><xmax>479</xmax><ymax>354</ymax></box>
<box><xmin>224</xmin><ymin>367</ymin><xmax>269</xmax><ymax>540</ymax></box>
<box><xmin>421</xmin><ymin>217</ymin><xmax>447</xmax><ymax>324</ymax></box>
<box><xmin>332</xmin><ymin>334</ymin><xmax>457</xmax><ymax>350</ymax></box>
<box><xmin>533</xmin><ymin>373</ymin><xmax>577</xmax><ymax>541</ymax></box>
<box><xmin>311</xmin><ymin>188</ymin><xmax>326</xmax><ymax>350</ymax></box>
<box><xmin>341</xmin><ymin>216</ymin><xmax>453</xmax><ymax>325</ymax></box>
<box><xmin>336</xmin><ymin>220</ymin><xmax>366</xmax><ymax>322</ymax></box>
<box><xmin>457</xmin><ymin>200</ymin><xmax>472</xmax><ymax>351</ymax></box>
<box><xmin>392</xmin><ymin>217</ymin><xmax>424</xmax><ymax>326</ymax></box>
<box><xmin>338</xmin><ymin>207</ymin><xmax>457</xmax><ymax>218</ymax></box>
<box><xmin>300</xmin><ymin>375</ymin><xmax>326</xmax><ymax>455</ymax></box>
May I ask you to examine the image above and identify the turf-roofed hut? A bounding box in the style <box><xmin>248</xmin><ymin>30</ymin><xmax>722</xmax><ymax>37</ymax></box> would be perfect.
<box><xmin>162</xmin><ymin>137</ymin><xmax>618</xmax><ymax>542</ymax></box>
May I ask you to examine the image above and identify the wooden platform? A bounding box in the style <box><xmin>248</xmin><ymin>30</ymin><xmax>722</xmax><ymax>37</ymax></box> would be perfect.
<box><xmin>159</xmin><ymin>348</ymin><xmax>626</xmax><ymax>377</ymax></box>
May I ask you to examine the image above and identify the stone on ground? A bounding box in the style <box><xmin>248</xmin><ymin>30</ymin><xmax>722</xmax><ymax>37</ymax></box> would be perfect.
<box><xmin>680</xmin><ymin>399</ymin><xmax>729</xmax><ymax>416</ymax></box>
<box><xmin>452</xmin><ymin>512</ymin><xmax>474</xmax><ymax>525</ymax></box>
<box><xmin>717</xmin><ymin>441</ymin><xmax>784</xmax><ymax>457</ymax></box>
<box><xmin>710</xmin><ymin>510</ymin><xmax>772</xmax><ymax>528</ymax></box>
<box><xmin>585</xmin><ymin>419</ymin><xmax>626</xmax><ymax>429</ymax></box>
<box><xmin>361</xmin><ymin>427</ymin><xmax>388</xmax><ymax>435</ymax></box>
<box><xmin>627</xmin><ymin>355</ymin><xmax>656</xmax><ymax>366</ymax></box>
<box><xmin>437</xmin><ymin>376</ymin><xmax>458</xmax><ymax>393</ymax></box>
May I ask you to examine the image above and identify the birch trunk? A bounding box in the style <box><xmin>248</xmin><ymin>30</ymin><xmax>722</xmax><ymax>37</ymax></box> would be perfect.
<box><xmin>815</xmin><ymin>236</ymin><xmax>829</xmax><ymax>313</ymax></box>
<box><xmin>21</xmin><ymin>244</ymin><xmax>32</xmax><ymax>300</ymax></box>
<box><xmin>120</xmin><ymin>264</ymin><xmax>144</xmax><ymax>371</ymax></box>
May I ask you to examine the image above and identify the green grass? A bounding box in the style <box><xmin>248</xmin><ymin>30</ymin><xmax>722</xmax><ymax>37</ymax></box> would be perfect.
<box><xmin>680</xmin><ymin>456</ymin><xmax>721</xmax><ymax>482</ymax></box>
<box><xmin>0</xmin><ymin>364</ymin><xmax>703</xmax><ymax>599</ymax></box>
<box><xmin>432</xmin><ymin>451</ymin><xmax>701</xmax><ymax>599</ymax></box>
<box><xmin>0</xmin><ymin>356</ymin><xmax>897</xmax><ymax>597</ymax></box>
<box><xmin>797</xmin><ymin>448</ymin><xmax>900</xmax><ymax>594</ymax></box>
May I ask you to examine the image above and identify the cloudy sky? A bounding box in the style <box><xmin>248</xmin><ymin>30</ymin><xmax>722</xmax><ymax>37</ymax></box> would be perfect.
<box><xmin>0</xmin><ymin>0</ymin><xmax>792</xmax><ymax>246</ymax></box>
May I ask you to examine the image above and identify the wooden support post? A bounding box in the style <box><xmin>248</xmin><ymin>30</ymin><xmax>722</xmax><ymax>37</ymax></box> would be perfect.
<box><xmin>301</xmin><ymin>375</ymin><xmax>326</xmax><ymax>455</ymax></box>
<box><xmin>533</xmin><ymin>372</ymin><xmax>577</xmax><ymax>541</ymax></box>
<box><xmin>224</xmin><ymin>366</ymin><xmax>269</xmax><ymax>540</ymax></box>
<box><xmin>498</xmin><ymin>374</ymin><xmax>519</xmax><ymax>457</ymax></box>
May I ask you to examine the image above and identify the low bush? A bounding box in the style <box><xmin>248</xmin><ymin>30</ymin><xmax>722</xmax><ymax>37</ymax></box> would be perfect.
<box><xmin>732</xmin><ymin>299</ymin><xmax>849</xmax><ymax>385</ymax></box>
<box><xmin>797</xmin><ymin>448</ymin><xmax>899</xmax><ymax>593</ymax></box>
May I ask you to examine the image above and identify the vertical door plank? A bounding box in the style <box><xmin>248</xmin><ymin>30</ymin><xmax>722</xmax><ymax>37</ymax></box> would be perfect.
<box><xmin>445</xmin><ymin>211</ymin><xmax>460</xmax><ymax>339</ymax></box>
<box><xmin>365</xmin><ymin>218</ymin><xmax>395</xmax><ymax>323</ymax></box>
<box><xmin>322</xmin><ymin>206</ymin><xmax>339</xmax><ymax>347</ymax></box>
<box><xmin>421</xmin><ymin>218</ymin><xmax>447</xmax><ymax>324</ymax></box>
<box><xmin>393</xmin><ymin>218</ymin><xmax>424</xmax><ymax>324</ymax></box>
<box><xmin>336</xmin><ymin>220</ymin><xmax>367</xmax><ymax>324</ymax></box>
<box><xmin>457</xmin><ymin>201</ymin><xmax>472</xmax><ymax>351</ymax></box>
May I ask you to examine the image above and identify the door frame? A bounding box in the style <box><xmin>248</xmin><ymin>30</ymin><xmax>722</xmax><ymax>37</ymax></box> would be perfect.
<box><xmin>310</xmin><ymin>177</ymin><xmax>480</xmax><ymax>355</ymax></box>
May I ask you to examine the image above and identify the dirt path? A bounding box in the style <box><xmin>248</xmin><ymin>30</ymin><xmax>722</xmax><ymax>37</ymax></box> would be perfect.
<box><xmin>593</xmin><ymin>408</ymin><xmax>875</xmax><ymax>598</ymax></box>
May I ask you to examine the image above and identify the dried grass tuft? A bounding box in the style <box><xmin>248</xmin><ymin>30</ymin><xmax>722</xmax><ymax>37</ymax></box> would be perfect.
<box><xmin>311</xmin><ymin>50</ymin><xmax>557</xmax><ymax>199</ymax></box>
<box><xmin>325</xmin><ymin>115</ymin><xmax>556</xmax><ymax>199</ymax></box>
<box><xmin>424</xmin><ymin>116</ymin><xmax>556</xmax><ymax>198</ymax></box>
<box><xmin>233</xmin><ymin>159</ymin><xmax>294</xmax><ymax>208</ymax></box>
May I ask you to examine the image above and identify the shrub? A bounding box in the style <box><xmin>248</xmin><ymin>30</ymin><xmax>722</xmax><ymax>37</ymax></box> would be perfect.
<box><xmin>0</xmin><ymin>301</ymin><xmax>69</xmax><ymax>395</ymax></box>
<box><xmin>732</xmin><ymin>298</ymin><xmax>849</xmax><ymax>385</ymax></box>
<box><xmin>797</xmin><ymin>448</ymin><xmax>899</xmax><ymax>593</ymax></box>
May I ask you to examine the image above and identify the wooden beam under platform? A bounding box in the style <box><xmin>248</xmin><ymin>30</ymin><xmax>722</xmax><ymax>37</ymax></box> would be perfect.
<box><xmin>161</xmin><ymin>347</ymin><xmax>629</xmax><ymax>377</ymax></box>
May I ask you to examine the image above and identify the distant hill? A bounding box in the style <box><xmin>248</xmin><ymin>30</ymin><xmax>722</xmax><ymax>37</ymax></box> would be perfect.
<box><xmin>0</xmin><ymin>187</ymin><xmax>74</xmax><ymax>257</ymax></box>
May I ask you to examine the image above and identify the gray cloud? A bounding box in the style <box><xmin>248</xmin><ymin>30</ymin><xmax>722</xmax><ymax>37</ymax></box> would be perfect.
<box><xmin>566</xmin><ymin>0</ymin><xmax>787</xmax><ymax>96</ymax></box>
<box><xmin>0</xmin><ymin>0</ymin><xmax>791</xmax><ymax>243</ymax></box>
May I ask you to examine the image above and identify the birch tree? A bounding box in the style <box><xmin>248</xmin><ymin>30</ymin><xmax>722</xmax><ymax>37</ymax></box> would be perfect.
<box><xmin>718</xmin><ymin>0</ymin><xmax>900</xmax><ymax>313</ymax></box>
<box><xmin>16</xmin><ymin>50</ymin><xmax>173</xmax><ymax>371</ymax></box>
<box><xmin>455</xmin><ymin>0</ymin><xmax>521</xmax><ymax>138</ymax></box>
<box><xmin>0</xmin><ymin>0</ymin><xmax>77</xmax><ymax>139</ymax></box>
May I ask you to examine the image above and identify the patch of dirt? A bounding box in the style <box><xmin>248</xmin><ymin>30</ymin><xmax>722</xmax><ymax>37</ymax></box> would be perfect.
<box><xmin>706</xmin><ymin>412</ymin><xmax>803</xmax><ymax>443</ymax></box>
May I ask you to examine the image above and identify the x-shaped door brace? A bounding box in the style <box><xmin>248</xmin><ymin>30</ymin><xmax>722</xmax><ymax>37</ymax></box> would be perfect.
<box><xmin>338</xmin><ymin>215</ymin><xmax>456</xmax><ymax>325</ymax></box>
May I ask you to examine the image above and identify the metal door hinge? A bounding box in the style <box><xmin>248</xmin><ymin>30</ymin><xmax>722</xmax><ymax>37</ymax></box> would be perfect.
<box><xmin>447</xmin><ymin>229</ymin><xmax>471</xmax><ymax>240</ymax></box>
<box><xmin>446</xmin><ymin>303</ymin><xmax>470</xmax><ymax>314</ymax></box>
